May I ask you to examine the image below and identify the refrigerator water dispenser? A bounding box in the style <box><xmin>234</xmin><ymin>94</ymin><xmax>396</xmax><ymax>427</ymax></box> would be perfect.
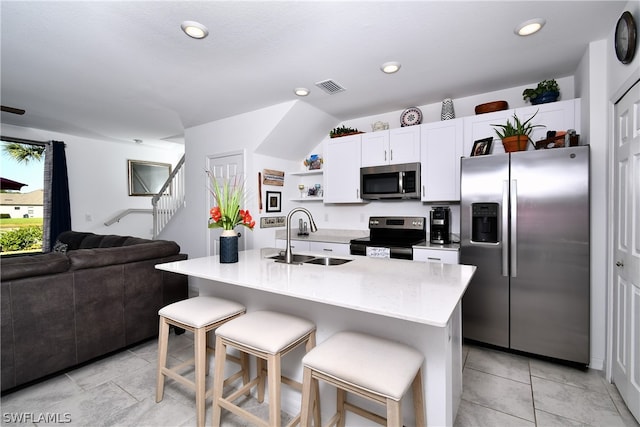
<box><xmin>471</xmin><ymin>203</ymin><xmax>498</xmax><ymax>243</ymax></box>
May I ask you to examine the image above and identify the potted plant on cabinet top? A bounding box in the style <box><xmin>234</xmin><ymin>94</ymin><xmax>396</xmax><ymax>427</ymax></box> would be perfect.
<box><xmin>329</xmin><ymin>125</ymin><xmax>362</xmax><ymax>138</ymax></box>
<box><xmin>522</xmin><ymin>79</ymin><xmax>560</xmax><ymax>105</ymax></box>
<box><xmin>492</xmin><ymin>110</ymin><xmax>544</xmax><ymax>152</ymax></box>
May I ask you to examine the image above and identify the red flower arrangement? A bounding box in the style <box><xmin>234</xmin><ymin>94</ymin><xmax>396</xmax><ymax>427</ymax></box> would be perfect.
<box><xmin>207</xmin><ymin>171</ymin><xmax>255</xmax><ymax>231</ymax></box>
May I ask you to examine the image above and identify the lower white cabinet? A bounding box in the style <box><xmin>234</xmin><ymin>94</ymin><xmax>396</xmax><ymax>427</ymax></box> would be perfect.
<box><xmin>309</xmin><ymin>241</ymin><xmax>350</xmax><ymax>256</ymax></box>
<box><xmin>275</xmin><ymin>239</ymin><xmax>350</xmax><ymax>256</ymax></box>
<box><xmin>413</xmin><ymin>248</ymin><xmax>459</xmax><ymax>264</ymax></box>
<box><xmin>275</xmin><ymin>239</ymin><xmax>310</xmax><ymax>251</ymax></box>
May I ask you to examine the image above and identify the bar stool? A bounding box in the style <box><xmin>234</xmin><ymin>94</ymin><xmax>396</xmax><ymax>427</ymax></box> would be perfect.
<box><xmin>300</xmin><ymin>331</ymin><xmax>426</xmax><ymax>427</ymax></box>
<box><xmin>156</xmin><ymin>296</ymin><xmax>247</xmax><ymax>427</ymax></box>
<box><xmin>211</xmin><ymin>310</ymin><xmax>319</xmax><ymax>427</ymax></box>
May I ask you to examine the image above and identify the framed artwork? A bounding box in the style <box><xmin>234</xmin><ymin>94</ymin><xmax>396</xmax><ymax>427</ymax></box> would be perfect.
<box><xmin>470</xmin><ymin>137</ymin><xmax>493</xmax><ymax>156</ymax></box>
<box><xmin>262</xmin><ymin>169</ymin><xmax>284</xmax><ymax>186</ymax></box>
<box><xmin>128</xmin><ymin>160</ymin><xmax>171</xmax><ymax>196</ymax></box>
<box><xmin>265</xmin><ymin>191</ymin><xmax>281</xmax><ymax>212</ymax></box>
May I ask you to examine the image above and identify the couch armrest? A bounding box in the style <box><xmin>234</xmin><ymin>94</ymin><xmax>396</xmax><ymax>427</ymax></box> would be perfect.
<box><xmin>0</xmin><ymin>253</ymin><xmax>70</xmax><ymax>281</ymax></box>
<box><xmin>67</xmin><ymin>241</ymin><xmax>180</xmax><ymax>270</ymax></box>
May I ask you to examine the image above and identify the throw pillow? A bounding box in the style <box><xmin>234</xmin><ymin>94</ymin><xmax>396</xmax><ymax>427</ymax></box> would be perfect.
<box><xmin>52</xmin><ymin>240</ymin><xmax>68</xmax><ymax>253</ymax></box>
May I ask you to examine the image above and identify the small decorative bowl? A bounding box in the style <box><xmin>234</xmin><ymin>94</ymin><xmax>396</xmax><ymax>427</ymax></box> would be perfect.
<box><xmin>475</xmin><ymin>101</ymin><xmax>508</xmax><ymax>115</ymax></box>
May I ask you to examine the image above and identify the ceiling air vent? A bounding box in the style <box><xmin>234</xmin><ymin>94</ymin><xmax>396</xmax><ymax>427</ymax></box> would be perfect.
<box><xmin>315</xmin><ymin>79</ymin><xmax>346</xmax><ymax>94</ymax></box>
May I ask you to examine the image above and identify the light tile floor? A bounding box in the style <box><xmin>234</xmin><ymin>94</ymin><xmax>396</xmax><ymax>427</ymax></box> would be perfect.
<box><xmin>455</xmin><ymin>344</ymin><xmax>639</xmax><ymax>427</ymax></box>
<box><xmin>1</xmin><ymin>332</ymin><xmax>638</xmax><ymax>427</ymax></box>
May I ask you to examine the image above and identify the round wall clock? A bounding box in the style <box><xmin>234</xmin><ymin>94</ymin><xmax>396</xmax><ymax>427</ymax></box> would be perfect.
<box><xmin>615</xmin><ymin>11</ymin><xmax>637</xmax><ymax>64</ymax></box>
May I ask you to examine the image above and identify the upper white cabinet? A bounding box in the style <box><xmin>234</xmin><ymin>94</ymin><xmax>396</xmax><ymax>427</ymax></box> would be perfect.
<box><xmin>361</xmin><ymin>126</ymin><xmax>421</xmax><ymax>167</ymax></box>
<box><xmin>463</xmin><ymin>98</ymin><xmax>580</xmax><ymax>156</ymax></box>
<box><xmin>420</xmin><ymin>118</ymin><xmax>464</xmax><ymax>201</ymax></box>
<box><xmin>324</xmin><ymin>135</ymin><xmax>364</xmax><ymax>203</ymax></box>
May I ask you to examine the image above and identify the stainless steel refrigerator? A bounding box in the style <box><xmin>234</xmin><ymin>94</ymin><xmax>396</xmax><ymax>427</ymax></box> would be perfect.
<box><xmin>460</xmin><ymin>146</ymin><xmax>590</xmax><ymax>365</ymax></box>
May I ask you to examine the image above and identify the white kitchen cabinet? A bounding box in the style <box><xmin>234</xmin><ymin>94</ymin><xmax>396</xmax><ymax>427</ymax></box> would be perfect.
<box><xmin>309</xmin><ymin>241</ymin><xmax>350</xmax><ymax>256</ymax></box>
<box><xmin>420</xmin><ymin>118</ymin><xmax>464</xmax><ymax>201</ymax></box>
<box><xmin>361</xmin><ymin>131</ymin><xmax>390</xmax><ymax>167</ymax></box>
<box><xmin>289</xmin><ymin>169</ymin><xmax>323</xmax><ymax>202</ymax></box>
<box><xmin>324</xmin><ymin>135</ymin><xmax>364</xmax><ymax>203</ymax></box>
<box><xmin>463</xmin><ymin>98</ymin><xmax>580</xmax><ymax>156</ymax></box>
<box><xmin>275</xmin><ymin>239</ymin><xmax>310</xmax><ymax>251</ymax></box>
<box><xmin>361</xmin><ymin>126</ymin><xmax>420</xmax><ymax>167</ymax></box>
<box><xmin>413</xmin><ymin>248</ymin><xmax>459</xmax><ymax>264</ymax></box>
<box><xmin>274</xmin><ymin>240</ymin><xmax>349</xmax><ymax>256</ymax></box>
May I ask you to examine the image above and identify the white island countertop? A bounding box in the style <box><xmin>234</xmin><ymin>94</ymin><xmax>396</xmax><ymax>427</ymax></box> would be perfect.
<box><xmin>156</xmin><ymin>248</ymin><xmax>476</xmax><ymax>328</ymax></box>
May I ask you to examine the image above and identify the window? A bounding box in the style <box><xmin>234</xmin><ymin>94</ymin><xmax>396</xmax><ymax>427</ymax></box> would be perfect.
<box><xmin>0</xmin><ymin>138</ymin><xmax>45</xmax><ymax>255</ymax></box>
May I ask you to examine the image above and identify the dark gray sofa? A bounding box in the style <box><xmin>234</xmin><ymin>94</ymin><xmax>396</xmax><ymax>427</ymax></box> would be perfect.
<box><xmin>1</xmin><ymin>231</ymin><xmax>188</xmax><ymax>392</ymax></box>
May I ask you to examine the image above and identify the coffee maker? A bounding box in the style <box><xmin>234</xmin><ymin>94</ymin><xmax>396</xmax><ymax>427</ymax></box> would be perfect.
<box><xmin>430</xmin><ymin>206</ymin><xmax>451</xmax><ymax>244</ymax></box>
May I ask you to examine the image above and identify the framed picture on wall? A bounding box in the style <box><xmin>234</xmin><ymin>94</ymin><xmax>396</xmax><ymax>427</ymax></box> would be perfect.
<box><xmin>265</xmin><ymin>191</ymin><xmax>281</xmax><ymax>212</ymax></box>
<box><xmin>128</xmin><ymin>160</ymin><xmax>171</xmax><ymax>196</ymax></box>
<box><xmin>470</xmin><ymin>137</ymin><xmax>493</xmax><ymax>156</ymax></box>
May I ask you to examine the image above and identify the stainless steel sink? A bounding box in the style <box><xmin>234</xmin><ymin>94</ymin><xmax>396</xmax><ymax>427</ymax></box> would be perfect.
<box><xmin>304</xmin><ymin>257</ymin><xmax>352</xmax><ymax>266</ymax></box>
<box><xmin>269</xmin><ymin>253</ymin><xmax>352</xmax><ymax>266</ymax></box>
<box><xmin>270</xmin><ymin>254</ymin><xmax>317</xmax><ymax>264</ymax></box>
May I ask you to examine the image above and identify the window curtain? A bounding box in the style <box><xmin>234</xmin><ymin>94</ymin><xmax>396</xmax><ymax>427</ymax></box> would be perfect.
<box><xmin>42</xmin><ymin>141</ymin><xmax>71</xmax><ymax>251</ymax></box>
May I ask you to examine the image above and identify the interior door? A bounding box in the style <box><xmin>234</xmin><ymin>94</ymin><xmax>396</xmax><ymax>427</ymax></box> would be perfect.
<box><xmin>612</xmin><ymin>79</ymin><xmax>640</xmax><ymax>422</ymax></box>
<box><xmin>206</xmin><ymin>151</ymin><xmax>245</xmax><ymax>257</ymax></box>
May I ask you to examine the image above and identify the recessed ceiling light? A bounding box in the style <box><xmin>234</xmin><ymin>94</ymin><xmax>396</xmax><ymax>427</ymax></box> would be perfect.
<box><xmin>294</xmin><ymin>88</ymin><xmax>310</xmax><ymax>96</ymax></box>
<box><xmin>181</xmin><ymin>21</ymin><xmax>209</xmax><ymax>39</ymax></box>
<box><xmin>515</xmin><ymin>18</ymin><xmax>546</xmax><ymax>36</ymax></box>
<box><xmin>380</xmin><ymin>61</ymin><xmax>401</xmax><ymax>74</ymax></box>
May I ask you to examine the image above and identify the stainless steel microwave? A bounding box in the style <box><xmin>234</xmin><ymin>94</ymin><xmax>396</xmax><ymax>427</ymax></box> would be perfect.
<box><xmin>360</xmin><ymin>162</ymin><xmax>421</xmax><ymax>200</ymax></box>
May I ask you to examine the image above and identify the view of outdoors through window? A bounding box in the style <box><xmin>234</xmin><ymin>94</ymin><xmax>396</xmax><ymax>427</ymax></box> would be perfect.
<box><xmin>0</xmin><ymin>140</ymin><xmax>45</xmax><ymax>255</ymax></box>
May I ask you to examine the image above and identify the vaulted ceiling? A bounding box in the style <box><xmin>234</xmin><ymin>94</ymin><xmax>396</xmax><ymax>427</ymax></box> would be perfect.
<box><xmin>0</xmin><ymin>1</ymin><xmax>626</xmax><ymax>147</ymax></box>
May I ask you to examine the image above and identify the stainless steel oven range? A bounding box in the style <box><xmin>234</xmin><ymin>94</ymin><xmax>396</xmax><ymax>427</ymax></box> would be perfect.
<box><xmin>349</xmin><ymin>216</ymin><xmax>426</xmax><ymax>260</ymax></box>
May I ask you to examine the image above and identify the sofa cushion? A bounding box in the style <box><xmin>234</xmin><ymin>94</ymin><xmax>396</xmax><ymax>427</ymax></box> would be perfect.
<box><xmin>0</xmin><ymin>253</ymin><xmax>70</xmax><ymax>281</ymax></box>
<box><xmin>67</xmin><ymin>241</ymin><xmax>180</xmax><ymax>270</ymax></box>
<box><xmin>99</xmin><ymin>235</ymin><xmax>129</xmax><ymax>248</ymax></box>
<box><xmin>78</xmin><ymin>233</ymin><xmax>106</xmax><ymax>249</ymax></box>
<box><xmin>122</xmin><ymin>236</ymin><xmax>154</xmax><ymax>246</ymax></box>
<box><xmin>56</xmin><ymin>231</ymin><xmax>93</xmax><ymax>250</ymax></box>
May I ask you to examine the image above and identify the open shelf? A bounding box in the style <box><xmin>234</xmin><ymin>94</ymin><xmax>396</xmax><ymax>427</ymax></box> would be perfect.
<box><xmin>289</xmin><ymin>169</ymin><xmax>323</xmax><ymax>176</ymax></box>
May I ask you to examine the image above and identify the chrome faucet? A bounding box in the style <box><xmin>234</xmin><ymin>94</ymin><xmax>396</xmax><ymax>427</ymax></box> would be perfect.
<box><xmin>285</xmin><ymin>207</ymin><xmax>318</xmax><ymax>264</ymax></box>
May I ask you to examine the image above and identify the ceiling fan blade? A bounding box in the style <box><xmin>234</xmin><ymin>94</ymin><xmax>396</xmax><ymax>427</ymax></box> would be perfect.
<box><xmin>1</xmin><ymin>105</ymin><xmax>26</xmax><ymax>115</ymax></box>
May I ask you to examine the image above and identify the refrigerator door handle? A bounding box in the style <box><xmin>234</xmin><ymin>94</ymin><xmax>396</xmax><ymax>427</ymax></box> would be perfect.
<box><xmin>510</xmin><ymin>179</ymin><xmax>517</xmax><ymax>278</ymax></box>
<box><xmin>502</xmin><ymin>180</ymin><xmax>509</xmax><ymax>277</ymax></box>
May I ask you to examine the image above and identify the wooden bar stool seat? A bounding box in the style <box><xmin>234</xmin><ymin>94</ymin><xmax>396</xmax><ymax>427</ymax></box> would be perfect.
<box><xmin>211</xmin><ymin>310</ymin><xmax>319</xmax><ymax>427</ymax></box>
<box><xmin>156</xmin><ymin>296</ymin><xmax>247</xmax><ymax>427</ymax></box>
<box><xmin>300</xmin><ymin>331</ymin><xmax>426</xmax><ymax>427</ymax></box>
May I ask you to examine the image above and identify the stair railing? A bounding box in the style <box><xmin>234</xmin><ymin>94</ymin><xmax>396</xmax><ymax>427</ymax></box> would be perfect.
<box><xmin>152</xmin><ymin>154</ymin><xmax>185</xmax><ymax>239</ymax></box>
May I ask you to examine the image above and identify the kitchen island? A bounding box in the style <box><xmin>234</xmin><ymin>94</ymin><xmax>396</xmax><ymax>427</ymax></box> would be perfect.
<box><xmin>156</xmin><ymin>248</ymin><xmax>476</xmax><ymax>426</ymax></box>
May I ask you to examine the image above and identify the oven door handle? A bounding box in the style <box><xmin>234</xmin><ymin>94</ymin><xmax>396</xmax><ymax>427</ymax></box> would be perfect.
<box><xmin>390</xmin><ymin>246</ymin><xmax>413</xmax><ymax>260</ymax></box>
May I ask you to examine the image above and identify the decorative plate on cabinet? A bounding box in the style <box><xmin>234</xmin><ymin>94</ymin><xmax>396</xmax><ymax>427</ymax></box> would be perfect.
<box><xmin>400</xmin><ymin>107</ymin><xmax>423</xmax><ymax>127</ymax></box>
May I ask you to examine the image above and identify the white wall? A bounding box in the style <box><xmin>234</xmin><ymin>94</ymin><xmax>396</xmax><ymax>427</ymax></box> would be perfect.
<box><xmin>572</xmin><ymin>1</ymin><xmax>640</xmax><ymax>371</ymax></box>
<box><xmin>575</xmin><ymin>39</ymin><xmax>608</xmax><ymax>370</ymax></box>
<box><xmin>1</xmin><ymin>124</ymin><xmax>184</xmax><ymax>239</ymax></box>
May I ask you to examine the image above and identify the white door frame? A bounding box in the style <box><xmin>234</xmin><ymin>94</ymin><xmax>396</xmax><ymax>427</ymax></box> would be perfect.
<box><xmin>606</xmin><ymin>74</ymin><xmax>639</xmax><ymax>381</ymax></box>
<box><xmin>606</xmin><ymin>74</ymin><xmax>640</xmax><ymax>424</ymax></box>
